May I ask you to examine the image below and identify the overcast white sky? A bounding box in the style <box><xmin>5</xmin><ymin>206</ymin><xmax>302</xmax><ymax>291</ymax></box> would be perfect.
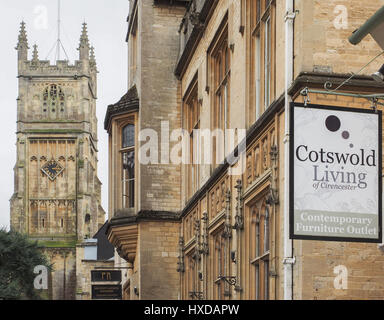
<box><xmin>0</xmin><ymin>0</ymin><xmax>129</xmax><ymax>229</ymax></box>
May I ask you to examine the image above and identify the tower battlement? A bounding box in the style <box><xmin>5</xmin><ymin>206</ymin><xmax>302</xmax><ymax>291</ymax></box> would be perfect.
<box><xmin>21</xmin><ymin>60</ymin><xmax>87</xmax><ymax>77</ymax></box>
<box><xmin>16</xmin><ymin>22</ymin><xmax>97</xmax><ymax>77</ymax></box>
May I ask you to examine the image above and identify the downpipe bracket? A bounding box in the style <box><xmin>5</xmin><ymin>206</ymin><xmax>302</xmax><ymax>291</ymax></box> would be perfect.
<box><xmin>284</xmin><ymin>10</ymin><xmax>299</xmax><ymax>22</ymax></box>
<box><xmin>283</xmin><ymin>257</ymin><xmax>296</xmax><ymax>265</ymax></box>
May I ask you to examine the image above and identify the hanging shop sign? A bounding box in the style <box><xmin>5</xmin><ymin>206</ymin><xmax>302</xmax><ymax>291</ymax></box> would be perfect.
<box><xmin>290</xmin><ymin>103</ymin><xmax>382</xmax><ymax>242</ymax></box>
<box><xmin>91</xmin><ymin>270</ymin><xmax>121</xmax><ymax>282</ymax></box>
<box><xmin>91</xmin><ymin>285</ymin><xmax>122</xmax><ymax>300</ymax></box>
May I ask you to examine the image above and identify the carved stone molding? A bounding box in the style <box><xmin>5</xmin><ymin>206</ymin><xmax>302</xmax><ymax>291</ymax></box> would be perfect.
<box><xmin>194</xmin><ymin>219</ymin><xmax>202</xmax><ymax>261</ymax></box>
<box><xmin>267</xmin><ymin>145</ymin><xmax>279</xmax><ymax>205</ymax></box>
<box><xmin>222</xmin><ymin>189</ymin><xmax>232</xmax><ymax>239</ymax></box>
<box><xmin>233</xmin><ymin>180</ymin><xmax>244</xmax><ymax>231</ymax></box>
<box><xmin>177</xmin><ymin>236</ymin><xmax>185</xmax><ymax>273</ymax></box>
<box><xmin>201</xmin><ymin>212</ymin><xmax>209</xmax><ymax>255</ymax></box>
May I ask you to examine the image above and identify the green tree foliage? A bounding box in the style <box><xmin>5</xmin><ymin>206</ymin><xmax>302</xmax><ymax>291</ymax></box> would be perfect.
<box><xmin>0</xmin><ymin>229</ymin><xmax>51</xmax><ymax>300</ymax></box>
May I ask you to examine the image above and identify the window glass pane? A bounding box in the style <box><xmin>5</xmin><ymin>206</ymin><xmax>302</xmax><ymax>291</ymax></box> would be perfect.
<box><xmin>255</xmin><ymin>264</ymin><xmax>260</xmax><ymax>300</ymax></box>
<box><xmin>264</xmin><ymin>260</ymin><xmax>269</xmax><ymax>300</ymax></box>
<box><xmin>264</xmin><ymin>17</ymin><xmax>271</xmax><ymax>108</ymax></box>
<box><xmin>218</xmin><ymin>56</ymin><xmax>222</xmax><ymax>84</ymax></box>
<box><xmin>122</xmin><ymin>124</ymin><xmax>135</xmax><ymax>148</ymax></box>
<box><xmin>225</xmin><ymin>46</ymin><xmax>229</xmax><ymax>73</ymax></box>
<box><xmin>255</xmin><ymin>35</ymin><xmax>261</xmax><ymax>119</ymax></box>
<box><xmin>224</xmin><ymin>84</ymin><xmax>228</xmax><ymax>131</ymax></box>
<box><xmin>122</xmin><ymin>150</ymin><xmax>135</xmax><ymax>208</ymax></box>
<box><xmin>256</xmin><ymin>219</ymin><xmax>260</xmax><ymax>257</ymax></box>
<box><xmin>256</xmin><ymin>0</ymin><xmax>261</xmax><ymax>23</ymax></box>
<box><xmin>264</xmin><ymin>207</ymin><xmax>270</xmax><ymax>252</ymax></box>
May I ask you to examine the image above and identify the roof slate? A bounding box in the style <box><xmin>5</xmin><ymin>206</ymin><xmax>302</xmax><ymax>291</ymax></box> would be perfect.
<box><xmin>104</xmin><ymin>85</ymin><xmax>139</xmax><ymax>131</ymax></box>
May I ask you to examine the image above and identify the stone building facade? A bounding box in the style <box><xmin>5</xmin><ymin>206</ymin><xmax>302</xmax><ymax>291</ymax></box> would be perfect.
<box><xmin>10</xmin><ymin>22</ymin><xmax>106</xmax><ymax>299</ymax></box>
<box><xmin>106</xmin><ymin>0</ymin><xmax>384</xmax><ymax>300</ymax></box>
<box><xmin>105</xmin><ymin>0</ymin><xmax>187</xmax><ymax>300</ymax></box>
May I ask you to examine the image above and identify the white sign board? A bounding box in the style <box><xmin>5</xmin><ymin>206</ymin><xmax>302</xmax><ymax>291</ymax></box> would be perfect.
<box><xmin>290</xmin><ymin>103</ymin><xmax>382</xmax><ymax>242</ymax></box>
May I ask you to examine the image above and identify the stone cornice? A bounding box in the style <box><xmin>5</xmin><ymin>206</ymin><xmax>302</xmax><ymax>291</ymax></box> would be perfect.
<box><xmin>107</xmin><ymin>210</ymin><xmax>181</xmax><ymax>233</ymax></box>
<box><xmin>106</xmin><ymin>210</ymin><xmax>181</xmax><ymax>242</ymax></box>
<box><xmin>106</xmin><ymin>209</ymin><xmax>180</xmax><ymax>263</ymax></box>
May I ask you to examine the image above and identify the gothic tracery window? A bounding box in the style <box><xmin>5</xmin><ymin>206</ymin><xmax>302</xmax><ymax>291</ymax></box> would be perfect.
<box><xmin>43</xmin><ymin>84</ymin><xmax>65</xmax><ymax>113</ymax></box>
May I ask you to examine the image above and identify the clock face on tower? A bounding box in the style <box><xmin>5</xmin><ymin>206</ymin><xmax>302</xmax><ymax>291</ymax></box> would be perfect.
<box><xmin>41</xmin><ymin>158</ymin><xmax>64</xmax><ymax>181</ymax></box>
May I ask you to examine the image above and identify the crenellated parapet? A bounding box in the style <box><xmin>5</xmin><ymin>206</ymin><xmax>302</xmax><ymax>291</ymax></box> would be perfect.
<box><xmin>19</xmin><ymin>56</ymin><xmax>97</xmax><ymax>78</ymax></box>
<box><xmin>16</xmin><ymin>21</ymin><xmax>97</xmax><ymax>77</ymax></box>
<box><xmin>21</xmin><ymin>60</ymin><xmax>85</xmax><ymax>77</ymax></box>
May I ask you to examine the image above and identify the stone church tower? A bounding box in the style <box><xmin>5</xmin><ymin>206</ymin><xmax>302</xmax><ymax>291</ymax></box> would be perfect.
<box><xmin>10</xmin><ymin>22</ymin><xmax>105</xmax><ymax>299</ymax></box>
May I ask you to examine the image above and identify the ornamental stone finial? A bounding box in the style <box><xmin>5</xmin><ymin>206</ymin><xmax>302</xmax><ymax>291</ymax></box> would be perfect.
<box><xmin>16</xmin><ymin>21</ymin><xmax>29</xmax><ymax>62</ymax></box>
<box><xmin>90</xmin><ymin>46</ymin><xmax>97</xmax><ymax>69</ymax></box>
<box><xmin>32</xmin><ymin>44</ymin><xmax>39</xmax><ymax>63</ymax></box>
<box><xmin>16</xmin><ymin>21</ymin><xmax>28</xmax><ymax>49</ymax></box>
<box><xmin>78</xmin><ymin>22</ymin><xmax>90</xmax><ymax>60</ymax></box>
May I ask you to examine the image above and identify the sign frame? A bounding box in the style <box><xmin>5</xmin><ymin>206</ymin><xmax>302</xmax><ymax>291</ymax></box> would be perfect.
<box><xmin>289</xmin><ymin>102</ymin><xmax>382</xmax><ymax>243</ymax></box>
<box><xmin>91</xmin><ymin>270</ymin><xmax>122</xmax><ymax>282</ymax></box>
<box><xmin>91</xmin><ymin>285</ymin><xmax>122</xmax><ymax>300</ymax></box>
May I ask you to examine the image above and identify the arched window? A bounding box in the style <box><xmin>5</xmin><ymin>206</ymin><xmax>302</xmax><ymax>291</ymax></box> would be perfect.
<box><xmin>43</xmin><ymin>84</ymin><xmax>65</xmax><ymax>113</ymax></box>
<box><xmin>121</xmin><ymin>124</ymin><xmax>135</xmax><ymax>208</ymax></box>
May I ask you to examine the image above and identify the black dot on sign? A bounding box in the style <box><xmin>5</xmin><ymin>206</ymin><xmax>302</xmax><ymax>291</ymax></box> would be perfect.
<box><xmin>325</xmin><ymin>115</ymin><xmax>341</xmax><ymax>132</ymax></box>
<box><xmin>342</xmin><ymin>131</ymin><xmax>350</xmax><ymax>139</ymax></box>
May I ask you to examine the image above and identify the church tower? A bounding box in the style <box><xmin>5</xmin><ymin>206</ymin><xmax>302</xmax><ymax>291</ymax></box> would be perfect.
<box><xmin>10</xmin><ymin>22</ymin><xmax>105</xmax><ymax>299</ymax></box>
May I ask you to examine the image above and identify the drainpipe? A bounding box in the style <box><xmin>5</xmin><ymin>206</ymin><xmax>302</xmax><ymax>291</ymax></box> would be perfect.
<box><xmin>283</xmin><ymin>0</ymin><xmax>296</xmax><ymax>301</ymax></box>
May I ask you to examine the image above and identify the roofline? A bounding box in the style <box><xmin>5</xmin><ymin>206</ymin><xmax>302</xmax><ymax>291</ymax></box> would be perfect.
<box><xmin>104</xmin><ymin>85</ymin><xmax>139</xmax><ymax>131</ymax></box>
<box><xmin>93</xmin><ymin>220</ymin><xmax>109</xmax><ymax>238</ymax></box>
<box><xmin>349</xmin><ymin>6</ymin><xmax>384</xmax><ymax>45</ymax></box>
<box><xmin>104</xmin><ymin>101</ymin><xmax>139</xmax><ymax>132</ymax></box>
